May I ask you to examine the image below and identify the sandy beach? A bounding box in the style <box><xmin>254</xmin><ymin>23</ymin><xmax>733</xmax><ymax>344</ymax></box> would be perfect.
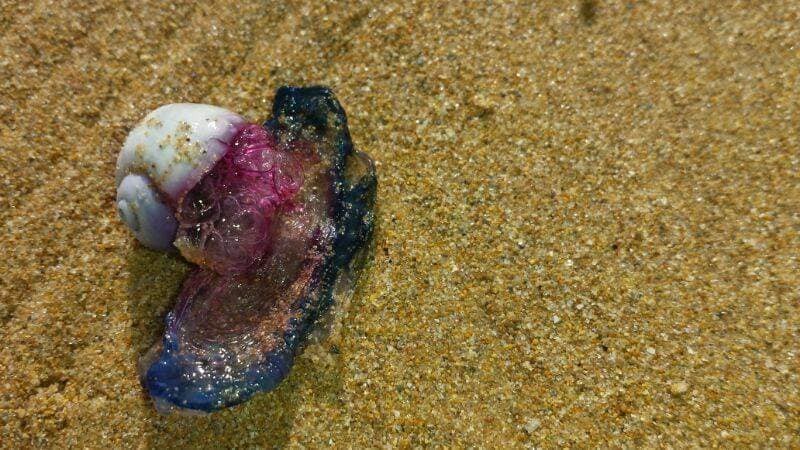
<box><xmin>1</xmin><ymin>0</ymin><xmax>798</xmax><ymax>447</ymax></box>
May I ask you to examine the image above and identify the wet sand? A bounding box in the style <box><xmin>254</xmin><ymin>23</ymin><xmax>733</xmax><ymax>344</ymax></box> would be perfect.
<box><xmin>1</xmin><ymin>1</ymin><xmax>798</xmax><ymax>447</ymax></box>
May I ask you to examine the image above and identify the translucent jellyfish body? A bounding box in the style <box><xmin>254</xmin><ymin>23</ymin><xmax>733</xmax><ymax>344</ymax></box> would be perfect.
<box><xmin>116</xmin><ymin>87</ymin><xmax>376</xmax><ymax>413</ymax></box>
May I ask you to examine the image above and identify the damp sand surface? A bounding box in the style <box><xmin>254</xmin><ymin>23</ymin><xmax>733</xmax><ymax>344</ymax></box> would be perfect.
<box><xmin>1</xmin><ymin>1</ymin><xmax>798</xmax><ymax>447</ymax></box>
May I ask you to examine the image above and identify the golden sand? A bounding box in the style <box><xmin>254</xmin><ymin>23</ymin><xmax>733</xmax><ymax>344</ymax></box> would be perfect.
<box><xmin>1</xmin><ymin>1</ymin><xmax>798</xmax><ymax>447</ymax></box>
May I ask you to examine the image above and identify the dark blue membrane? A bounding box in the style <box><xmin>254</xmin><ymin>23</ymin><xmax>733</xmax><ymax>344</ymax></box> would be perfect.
<box><xmin>143</xmin><ymin>87</ymin><xmax>376</xmax><ymax>413</ymax></box>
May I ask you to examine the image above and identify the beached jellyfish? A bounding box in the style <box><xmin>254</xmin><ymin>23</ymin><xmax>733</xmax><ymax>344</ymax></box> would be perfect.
<box><xmin>116</xmin><ymin>87</ymin><xmax>376</xmax><ymax>413</ymax></box>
